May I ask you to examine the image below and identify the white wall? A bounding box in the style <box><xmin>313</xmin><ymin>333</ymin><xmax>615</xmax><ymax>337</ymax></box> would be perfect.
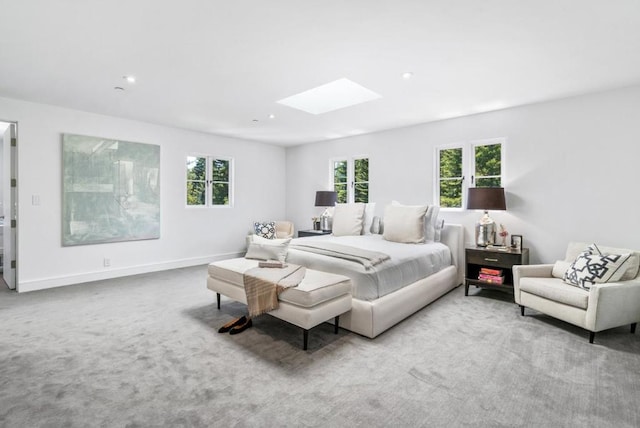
<box><xmin>0</xmin><ymin>97</ymin><xmax>286</xmax><ymax>292</ymax></box>
<box><xmin>286</xmin><ymin>85</ymin><xmax>640</xmax><ymax>264</ymax></box>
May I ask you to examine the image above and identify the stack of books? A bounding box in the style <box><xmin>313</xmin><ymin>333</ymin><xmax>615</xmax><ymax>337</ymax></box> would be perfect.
<box><xmin>478</xmin><ymin>267</ymin><xmax>504</xmax><ymax>284</ymax></box>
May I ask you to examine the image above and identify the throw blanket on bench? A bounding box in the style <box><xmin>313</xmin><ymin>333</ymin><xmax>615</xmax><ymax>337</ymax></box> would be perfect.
<box><xmin>243</xmin><ymin>264</ymin><xmax>306</xmax><ymax>317</ymax></box>
<box><xmin>290</xmin><ymin>241</ymin><xmax>390</xmax><ymax>270</ymax></box>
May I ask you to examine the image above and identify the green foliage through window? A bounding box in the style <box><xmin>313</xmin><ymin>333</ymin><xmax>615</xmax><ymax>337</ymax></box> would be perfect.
<box><xmin>187</xmin><ymin>156</ymin><xmax>206</xmax><ymax>205</ymax></box>
<box><xmin>333</xmin><ymin>160</ymin><xmax>348</xmax><ymax>203</ymax></box>
<box><xmin>436</xmin><ymin>141</ymin><xmax>503</xmax><ymax>208</ymax></box>
<box><xmin>474</xmin><ymin>144</ymin><xmax>501</xmax><ymax>187</ymax></box>
<box><xmin>354</xmin><ymin>158</ymin><xmax>368</xmax><ymax>203</ymax></box>
<box><xmin>438</xmin><ymin>148</ymin><xmax>463</xmax><ymax>208</ymax></box>
<box><xmin>186</xmin><ymin>156</ymin><xmax>232</xmax><ymax>206</ymax></box>
<box><xmin>332</xmin><ymin>158</ymin><xmax>369</xmax><ymax>204</ymax></box>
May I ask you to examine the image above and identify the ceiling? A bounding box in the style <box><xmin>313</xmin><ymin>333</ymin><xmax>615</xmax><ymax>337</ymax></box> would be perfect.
<box><xmin>1</xmin><ymin>1</ymin><xmax>639</xmax><ymax>146</ymax></box>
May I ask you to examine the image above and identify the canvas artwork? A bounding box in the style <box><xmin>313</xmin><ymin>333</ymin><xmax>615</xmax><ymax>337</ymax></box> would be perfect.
<box><xmin>62</xmin><ymin>134</ymin><xmax>160</xmax><ymax>246</ymax></box>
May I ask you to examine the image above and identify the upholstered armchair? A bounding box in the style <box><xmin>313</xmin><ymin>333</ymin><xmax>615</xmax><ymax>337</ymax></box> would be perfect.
<box><xmin>274</xmin><ymin>221</ymin><xmax>294</xmax><ymax>239</ymax></box>
<box><xmin>513</xmin><ymin>242</ymin><xmax>640</xmax><ymax>343</ymax></box>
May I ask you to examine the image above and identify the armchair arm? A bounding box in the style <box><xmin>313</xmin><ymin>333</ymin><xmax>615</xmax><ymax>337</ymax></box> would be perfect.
<box><xmin>586</xmin><ymin>279</ymin><xmax>640</xmax><ymax>331</ymax></box>
<box><xmin>513</xmin><ymin>264</ymin><xmax>554</xmax><ymax>304</ymax></box>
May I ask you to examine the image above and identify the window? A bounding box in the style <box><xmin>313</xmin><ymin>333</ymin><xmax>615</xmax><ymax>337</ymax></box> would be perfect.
<box><xmin>435</xmin><ymin>139</ymin><xmax>504</xmax><ymax>209</ymax></box>
<box><xmin>186</xmin><ymin>155</ymin><xmax>233</xmax><ymax>206</ymax></box>
<box><xmin>331</xmin><ymin>157</ymin><xmax>369</xmax><ymax>203</ymax></box>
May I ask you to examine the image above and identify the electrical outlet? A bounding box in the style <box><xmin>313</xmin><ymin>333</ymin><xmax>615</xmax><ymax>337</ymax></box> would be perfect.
<box><xmin>103</xmin><ymin>258</ymin><xmax>111</xmax><ymax>267</ymax></box>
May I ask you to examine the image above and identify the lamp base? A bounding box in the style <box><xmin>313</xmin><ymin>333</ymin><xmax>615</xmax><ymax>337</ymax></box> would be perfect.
<box><xmin>475</xmin><ymin>212</ymin><xmax>496</xmax><ymax>247</ymax></box>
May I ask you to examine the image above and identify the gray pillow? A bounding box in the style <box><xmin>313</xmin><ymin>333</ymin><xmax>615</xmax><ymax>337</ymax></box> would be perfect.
<box><xmin>424</xmin><ymin>206</ymin><xmax>440</xmax><ymax>241</ymax></box>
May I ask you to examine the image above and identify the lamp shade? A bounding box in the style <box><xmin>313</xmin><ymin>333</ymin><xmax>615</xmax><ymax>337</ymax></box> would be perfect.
<box><xmin>315</xmin><ymin>191</ymin><xmax>337</xmax><ymax>207</ymax></box>
<box><xmin>467</xmin><ymin>187</ymin><xmax>506</xmax><ymax>210</ymax></box>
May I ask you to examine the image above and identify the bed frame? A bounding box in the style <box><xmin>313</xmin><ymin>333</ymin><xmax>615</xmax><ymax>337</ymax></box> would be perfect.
<box><xmin>333</xmin><ymin>224</ymin><xmax>464</xmax><ymax>338</ymax></box>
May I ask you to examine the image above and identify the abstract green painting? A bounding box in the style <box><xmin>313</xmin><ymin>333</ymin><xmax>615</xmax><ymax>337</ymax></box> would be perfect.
<box><xmin>62</xmin><ymin>134</ymin><xmax>160</xmax><ymax>246</ymax></box>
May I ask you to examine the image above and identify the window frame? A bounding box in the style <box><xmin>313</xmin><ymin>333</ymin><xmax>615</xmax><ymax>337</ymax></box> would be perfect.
<box><xmin>434</xmin><ymin>138</ymin><xmax>505</xmax><ymax>210</ymax></box>
<box><xmin>186</xmin><ymin>154</ymin><xmax>234</xmax><ymax>208</ymax></box>
<box><xmin>329</xmin><ymin>156</ymin><xmax>369</xmax><ymax>204</ymax></box>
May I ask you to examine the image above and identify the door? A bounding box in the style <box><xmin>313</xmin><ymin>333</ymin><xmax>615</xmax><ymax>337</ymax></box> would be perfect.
<box><xmin>2</xmin><ymin>122</ymin><xmax>17</xmax><ymax>289</ymax></box>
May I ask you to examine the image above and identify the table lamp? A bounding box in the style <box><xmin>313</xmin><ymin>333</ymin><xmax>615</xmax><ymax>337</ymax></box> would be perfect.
<box><xmin>315</xmin><ymin>191</ymin><xmax>337</xmax><ymax>231</ymax></box>
<box><xmin>467</xmin><ymin>187</ymin><xmax>506</xmax><ymax>247</ymax></box>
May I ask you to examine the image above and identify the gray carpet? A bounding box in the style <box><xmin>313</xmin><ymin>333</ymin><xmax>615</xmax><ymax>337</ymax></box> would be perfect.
<box><xmin>1</xmin><ymin>266</ymin><xmax>639</xmax><ymax>427</ymax></box>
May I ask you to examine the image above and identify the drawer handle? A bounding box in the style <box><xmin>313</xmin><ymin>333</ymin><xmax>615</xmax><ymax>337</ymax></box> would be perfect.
<box><xmin>484</xmin><ymin>258</ymin><xmax>499</xmax><ymax>262</ymax></box>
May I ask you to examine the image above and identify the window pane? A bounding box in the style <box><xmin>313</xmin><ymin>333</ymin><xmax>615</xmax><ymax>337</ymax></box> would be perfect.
<box><xmin>354</xmin><ymin>158</ymin><xmax>368</xmax><ymax>183</ymax></box>
<box><xmin>187</xmin><ymin>181</ymin><xmax>206</xmax><ymax>205</ymax></box>
<box><xmin>211</xmin><ymin>159</ymin><xmax>229</xmax><ymax>182</ymax></box>
<box><xmin>476</xmin><ymin>177</ymin><xmax>501</xmax><ymax>188</ymax></box>
<box><xmin>475</xmin><ymin>144</ymin><xmax>501</xmax><ymax>177</ymax></box>
<box><xmin>187</xmin><ymin>156</ymin><xmax>206</xmax><ymax>181</ymax></box>
<box><xmin>333</xmin><ymin>161</ymin><xmax>347</xmax><ymax>184</ymax></box>
<box><xmin>334</xmin><ymin>183</ymin><xmax>348</xmax><ymax>204</ymax></box>
<box><xmin>439</xmin><ymin>148</ymin><xmax>462</xmax><ymax>178</ymax></box>
<box><xmin>439</xmin><ymin>179</ymin><xmax>462</xmax><ymax>208</ymax></box>
<box><xmin>212</xmin><ymin>183</ymin><xmax>229</xmax><ymax>205</ymax></box>
<box><xmin>354</xmin><ymin>183</ymin><xmax>368</xmax><ymax>203</ymax></box>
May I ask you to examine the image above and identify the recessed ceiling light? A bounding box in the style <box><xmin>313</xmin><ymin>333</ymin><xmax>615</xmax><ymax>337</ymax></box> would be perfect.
<box><xmin>277</xmin><ymin>78</ymin><xmax>382</xmax><ymax>115</ymax></box>
<box><xmin>123</xmin><ymin>76</ymin><xmax>136</xmax><ymax>83</ymax></box>
<box><xmin>402</xmin><ymin>72</ymin><xmax>413</xmax><ymax>80</ymax></box>
<box><xmin>268</xmin><ymin>114</ymin><xmax>275</xmax><ymax>119</ymax></box>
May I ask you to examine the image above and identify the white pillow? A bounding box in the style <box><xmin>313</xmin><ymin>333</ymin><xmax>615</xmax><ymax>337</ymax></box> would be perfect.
<box><xmin>362</xmin><ymin>203</ymin><xmax>376</xmax><ymax>235</ymax></box>
<box><xmin>245</xmin><ymin>234</ymin><xmax>291</xmax><ymax>262</ymax></box>
<box><xmin>332</xmin><ymin>203</ymin><xmax>365</xmax><ymax>236</ymax></box>
<box><xmin>382</xmin><ymin>203</ymin><xmax>428</xmax><ymax>243</ymax></box>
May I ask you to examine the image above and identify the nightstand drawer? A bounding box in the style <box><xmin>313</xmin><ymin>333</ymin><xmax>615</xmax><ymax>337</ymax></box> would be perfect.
<box><xmin>466</xmin><ymin>250</ymin><xmax>521</xmax><ymax>267</ymax></box>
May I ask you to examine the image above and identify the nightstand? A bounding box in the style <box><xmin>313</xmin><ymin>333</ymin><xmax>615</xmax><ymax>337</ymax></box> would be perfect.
<box><xmin>297</xmin><ymin>230</ymin><xmax>332</xmax><ymax>238</ymax></box>
<box><xmin>465</xmin><ymin>246</ymin><xmax>529</xmax><ymax>296</ymax></box>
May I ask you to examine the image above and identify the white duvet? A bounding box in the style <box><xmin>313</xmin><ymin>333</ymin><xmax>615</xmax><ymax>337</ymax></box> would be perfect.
<box><xmin>287</xmin><ymin>234</ymin><xmax>452</xmax><ymax>301</ymax></box>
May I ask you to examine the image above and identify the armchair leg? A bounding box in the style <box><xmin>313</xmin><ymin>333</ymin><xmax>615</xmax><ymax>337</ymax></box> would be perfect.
<box><xmin>589</xmin><ymin>332</ymin><xmax>595</xmax><ymax>344</ymax></box>
<box><xmin>520</xmin><ymin>305</ymin><xmax>525</xmax><ymax>316</ymax></box>
<box><xmin>631</xmin><ymin>323</ymin><xmax>637</xmax><ymax>334</ymax></box>
<box><xmin>216</xmin><ymin>293</ymin><xmax>221</xmax><ymax>310</ymax></box>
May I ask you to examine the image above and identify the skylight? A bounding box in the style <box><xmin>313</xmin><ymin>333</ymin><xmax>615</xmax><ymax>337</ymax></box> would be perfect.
<box><xmin>277</xmin><ymin>78</ymin><xmax>382</xmax><ymax>115</ymax></box>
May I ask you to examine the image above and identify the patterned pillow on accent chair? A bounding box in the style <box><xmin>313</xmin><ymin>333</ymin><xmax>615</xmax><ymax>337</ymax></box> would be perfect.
<box><xmin>253</xmin><ymin>221</ymin><xmax>276</xmax><ymax>239</ymax></box>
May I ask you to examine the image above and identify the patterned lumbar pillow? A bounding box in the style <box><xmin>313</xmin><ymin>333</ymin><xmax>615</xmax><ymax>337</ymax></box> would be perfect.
<box><xmin>563</xmin><ymin>244</ymin><xmax>631</xmax><ymax>290</ymax></box>
<box><xmin>254</xmin><ymin>221</ymin><xmax>276</xmax><ymax>239</ymax></box>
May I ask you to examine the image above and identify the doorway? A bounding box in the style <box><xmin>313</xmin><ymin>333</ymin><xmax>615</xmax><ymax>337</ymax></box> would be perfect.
<box><xmin>0</xmin><ymin>120</ymin><xmax>17</xmax><ymax>290</ymax></box>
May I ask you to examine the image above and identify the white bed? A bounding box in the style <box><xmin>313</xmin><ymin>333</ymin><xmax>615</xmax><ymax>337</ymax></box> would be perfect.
<box><xmin>286</xmin><ymin>224</ymin><xmax>464</xmax><ymax>338</ymax></box>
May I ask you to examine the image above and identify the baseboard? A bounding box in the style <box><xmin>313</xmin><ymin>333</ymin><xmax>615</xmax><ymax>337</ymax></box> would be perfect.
<box><xmin>17</xmin><ymin>252</ymin><xmax>244</xmax><ymax>293</ymax></box>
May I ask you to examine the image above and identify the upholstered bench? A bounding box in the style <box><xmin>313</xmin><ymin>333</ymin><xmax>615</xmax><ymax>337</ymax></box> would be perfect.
<box><xmin>207</xmin><ymin>258</ymin><xmax>352</xmax><ymax>350</ymax></box>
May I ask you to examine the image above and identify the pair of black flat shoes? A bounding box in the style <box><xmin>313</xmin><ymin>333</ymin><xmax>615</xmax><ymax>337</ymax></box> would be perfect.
<box><xmin>218</xmin><ymin>316</ymin><xmax>253</xmax><ymax>335</ymax></box>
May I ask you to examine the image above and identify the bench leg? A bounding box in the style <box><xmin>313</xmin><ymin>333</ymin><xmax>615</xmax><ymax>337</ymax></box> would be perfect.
<box><xmin>589</xmin><ymin>332</ymin><xmax>595</xmax><ymax>344</ymax></box>
<box><xmin>216</xmin><ymin>293</ymin><xmax>221</xmax><ymax>310</ymax></box>
<box><xmin>631</xmin><ymin>323</ymin><xmax>637</xmax><ymax>334</ymax></box>
<box><xmin>303</xmin><ymin>329</ymin><xmax>309</xmax><ymax>351</ymax></box>
<box><xmin>334</xmin><ymin>316</ymin><xmax>339</xmax><ymax>334</ymax></box>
